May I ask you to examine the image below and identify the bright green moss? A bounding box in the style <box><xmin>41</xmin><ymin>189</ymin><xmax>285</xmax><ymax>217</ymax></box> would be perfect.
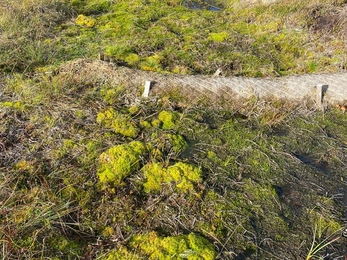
<box><xmin>101</xmin><ymin>245</ymin><xmax>140</xmax><ymax>260</ymax></box>
<box><xmin>158</xmin><ymin>110</ymin><xmax>179</xmax><ymax>130</ymax></box>
<box><xmin>142</xmin><ymin>162</ymin><xmax>202</xmax><ymax>193</ymax></box>
<box><xmin>102</xmin><ymin>226</ymin><xmax>114</xmax><ymax>238</ymax></box>
<box><xmin>309</xmin><ymin>211</ymin><xmax>342</xmax><ymax>237</ymax></box>
<box><xmin>208</xmin><ymin>31</ymin><xmax>229</xmax><ymax>42</ymax></box>
<box><xmin>129</xmin><ymin>231</ymin><xmax>216</xmax><ymax>260</ymax></box>
<box><xmin>140</xmin><ymin>120</ymin><xmax>152</xmax><ymax>129</ymax></box>
<box><xmin>75</xmin><ymin>14</ymin><xmax>96</xmax><ymax>28</ymax></box>
<box><xmin>100</xmin><ymin>84</ymin><xmax>125</xmax><ymax>105</ymax></box>
<box><xmin>97</xmin><ymin>108</ymin><xmax>140</xmax><ymax>138</ymax></box>
<box><xmin>128</xmin><ymin>105</ymin><xmax>139</xmax><ymax>115</ymax></box>
<box><xmin>0</xmin><ymin>101</ymin><xmax>26</xmax><ymax>111</ymax></box>
<box><xmin>149</xmin><ymin>133</ymin><xmax>188</xmax><ymax>160</ymax></box>
<box><xmin>55</xmin><ymin>139</ymin><xmax>76</xmax><ymax>159</ymax></box>
<box><xmin>142</xmin><ymin>162</ymin><xmax>165</xmax><ymax>192</ymax></box>
<box><xmin>168</xmin><ymin>162</ymin><xmax>202</xmax><ymax>191</ymax></box>
<box><xmin>97</xmin><ymin>141</ymin><xmax>147</xmax><ymax>186</ymax></box>
<box><xmin>105</xmin><ymin>45</ymin><xmax>133</xmax><ymax>60</ymax></box>
<box><xmin>125</xmin><ymin>53</ymin><xmax>140</xmax><ymax>66</ymax></box>
<box><xmin>187</xmin><ymin>233</ymin><xmax>217</xmax><ymax>260</ymax></box>
<box><xmin>78</xmin><ymin>140</ymin><xmax>101</xmax><ymax>165</ymax></box>
<box><xmin>151</xmin><ymin>118</ymin><xmax>162</xmax><ymax>128</ymax></box>
<box><xmin>15</xmin><ymin>160</ymin><xmax>35</xmax><ymax>173</ymax></box>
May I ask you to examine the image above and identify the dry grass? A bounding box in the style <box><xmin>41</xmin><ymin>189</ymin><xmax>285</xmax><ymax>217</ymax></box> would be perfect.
<box><xmin>0</xmin><ymin>0</ymin><xmax>74</xmax><ymax>72</ymax></box>
<box><xmin>1</xmin><ymin>1</ymin><xmax>347</xmax><ymax>259</ymax></box>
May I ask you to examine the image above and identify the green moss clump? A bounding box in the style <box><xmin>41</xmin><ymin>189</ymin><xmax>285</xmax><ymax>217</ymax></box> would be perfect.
<box><xmin>105</xmin><ymin>45</ymin><xmax>134</xmax><ymax>60</ymax></box>
<box><xmin>100</xmin><ymin>84</ymin><xmax>125</xmax><ymax>105</ymax></box>
<box><xmin>100</xmin><ymin>245</ymin><xmax>140</xmax><ymax>260</ymax></box>
<box><xmin>125</xmin><ymin>53</ymin><xmax>140</xmax><ymax>66</ymax></box>
<box><xmin>158</xmin><ymin>110</ymin><xmax>179</xmax><ymax>130</ymax></box>
<box><xmin>97</xmin><ymin>108</ymin><xmax>140</xmax><ymax>138</ymax></box>
<box><xmin>49</xmin><ymin>235</ymin><xmax>81</xmax><ymax>257</ymax></box>
<box><xmin>128</xmin><ymin>231</ymin><xmax>216</xmax><ymax>260</ymax></box>
<box><xmin>75</xmin><ymin>14</ymin><xmax>96</xmax><ymax>28</ymax></box>
<box><xmin>149</xmin><ymin>133</ymin><xmax>188</xmax><ymax>160</ymax></box>
<box><xmin>15</xmin><ymin>160</ymin><xmax>35</xmax><ymax>173</ymax></box>
<box><xmin>142</xmin><ymin>162</ymin><xmax>202</xmax><ymax>193</ymax></box>
<box><xmin>97</xmin><ymin>141</ymin><xmax>147</xmax><ymax>186</ymax></box>
<box><xmin>102</xmin><ymin>232</ymin><xmax>216</xmax><ymax>259</ymax></box>
<box><xmin>128</xmin><ymin>105</ymin><xmax>139</xmax><ymax>115</ymax></box>
<box><xmin>142</xmin><ymin>163</ymin><xmax>165</xmax><ymax>192</ymax></box>
<box><xmin>0</xmin><ymin>101</ymin><xmax>26</xmax><ymax>111</ymax></box>
<box><xmin>309</xmin><ymin>211</ymin><xmax>342</xmax><ymax>237</ymax></box>
<box><xmin>208</xmin><ymin>31</ymin><xmax>229</xmax><ymax>42</ymax></box>
<box><xmin>140</xmin><ymin>120</ymin><xmax>152</xmax><ymax>129</ymax></box>
<box><xmin>151</xmin><ymin>118</ymin><xmax>162</xmax><ymax>128</ymax></box>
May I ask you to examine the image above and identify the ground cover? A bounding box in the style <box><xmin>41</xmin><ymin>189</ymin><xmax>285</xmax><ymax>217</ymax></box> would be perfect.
<box><xmin>1</xmin><ymin>0</ymin><xmax>347</xmax><ymax>259</ymax></box>
<box><xmin>1</xmin><ymin>62</ymin><xmax>347</xmax><ymax>259</ymax></box>
<box><xmin>1</xmin><ymin>0</ymin><xmax>347</xmax><ymax>76</ymax></box>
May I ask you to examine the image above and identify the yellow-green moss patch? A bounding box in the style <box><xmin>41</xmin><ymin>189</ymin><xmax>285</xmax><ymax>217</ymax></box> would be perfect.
<box><xmin>158</xmin><ymin>110</ymin><xmax>179</xmax><ymax>130</ymax></box>
<box><xmin>0</xmin><ymin>101</ymin><xmax>26</xmax><ymax>111</ymax></box>
<box><xmin>97</xmin><ymin>108</ymin><xmax>140</xmax><ymax>138</ymax></box>
<box><xmin>208</xmin><ymin>31</ymin><xmax>229</xmax><ymax>42</ymax></box>
<box><xmin>75</xmin><ymin>14</ymin><xmax>96</xmax><ymax>28</ymax></box>
<box><xmin>142</xmin><ymin>162</ymin><xmax>202</xmax><ymax>193</ymax></box>
<box><xmin>100</xmin><ymin>245</ymin><xmax>140</xmax><ymax>260</ymax></box>
<box><xmin>128</xmin><ymin>231</ymin><xmax>216</xmax><ymax>260</ymax></box>
<box><xmin>97</xmin><ymin>141</ymin><xmax>147</xmax><ymax>186</ymax></box>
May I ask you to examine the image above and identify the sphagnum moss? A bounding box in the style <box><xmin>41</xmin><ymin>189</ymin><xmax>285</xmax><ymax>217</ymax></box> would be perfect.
<box><xmin>2</xmin><ymin>0</ymin><xmax>347</xmax><ymax>259</ymax></box>
<box><xmin>158</xmin><ymin>110</ymin><xmax>180</xmax><ymax>130</ymax></box>
<box><xmin>142</xmin><ymin>162</ymin><xmax>202</xmax><ymax>193</ymax></box>
<box><xmin>97</xmin><ymin>141</ymin><xmax>147</xmax><ymax>186</ymax></box>
<box><xmin>122</xmin><ymin>231</ymin><xmax>216</xmax><ymax>260</ymax></box>
<box><xmin>96</xmin><ymin>108</ymin><xmax>140</xmax><ymax>138</ymax></box>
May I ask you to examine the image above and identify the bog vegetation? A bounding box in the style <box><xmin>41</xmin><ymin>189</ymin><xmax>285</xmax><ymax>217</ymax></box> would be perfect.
<box><xmin>1</xmin><ymin>0</ymin><xmax>347</xmax><ymax>259</ymax></box>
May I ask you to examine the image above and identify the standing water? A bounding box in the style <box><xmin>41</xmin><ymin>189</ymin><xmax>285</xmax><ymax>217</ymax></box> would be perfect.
<box><xmin>183</xmin><ymin>0</ymin><xmax>222</xmax><ymax>11</ymax></box>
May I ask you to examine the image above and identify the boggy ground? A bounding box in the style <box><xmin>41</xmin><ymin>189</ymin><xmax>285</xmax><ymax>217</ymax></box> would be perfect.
<box><xmin>1</xmin><ymin>0</ymin><xmax>347</xmax><ymax>259</ymax></box>
<box><xmin>1</xmin><ymin>59</ymin><xmax>347</xmax><ymax>259</ymax></box>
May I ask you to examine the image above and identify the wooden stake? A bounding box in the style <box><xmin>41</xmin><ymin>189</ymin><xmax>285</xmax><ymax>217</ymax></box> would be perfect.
<box><xmin>213</xmin><ymin>68</ymin><xmax>222</xmax><ymax>76</ymax></box>
<box><xmin>142</xmin><ymin>81</ymin><xmax>151</xmax><ymax>98</ymax></box>
<box><xmin>98</xmin><ymin>52</ymin><xmax>105</xmax><ymax>61</ymax></box>
<box><xmin>316</xmin><ymin>84</ymin><xmax>323</xmax><ymax>109</ymax></box>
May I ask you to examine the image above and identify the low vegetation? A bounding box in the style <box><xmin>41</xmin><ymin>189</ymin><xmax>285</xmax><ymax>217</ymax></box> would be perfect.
<box><xmin>1</xmin><ymin>0</ymin><xmax>347</xmax><ymax>76</ymax></box>
<box><xmin>1</xmin><ymin>0</ymin><xmax>347</xmax><ymax>259</ymax></box>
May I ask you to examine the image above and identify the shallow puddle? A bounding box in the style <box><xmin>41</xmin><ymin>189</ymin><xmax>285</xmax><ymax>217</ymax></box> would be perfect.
<box><xmin>184</xmin><ymin>0</ymin><xmax>222</xmax><ymax>11</ymax></box>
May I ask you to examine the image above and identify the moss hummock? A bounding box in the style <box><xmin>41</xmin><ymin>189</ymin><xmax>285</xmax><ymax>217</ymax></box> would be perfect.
<box><xmin>101</xmin><ymin>232</ymin><xmax>216</xmax><ymax>259</ymax></box>
<box><xmin>142</xmin><ymin>162</ymin><xmax>202</xmax><ymax>193</ymax></box>
<box><xmin>97</xmin><ymin>141</ymin><xmax>147</xmax><ymax>186</ymax></box>
<box><xmin>96</xmin><ymin>108</ymin><xmax>140</xmax><ymax>138</ymax></box>
<box><xmin>158</xmin><ymin>110</ymin><xmax>179</xmax><ymax>130</ymax></box>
